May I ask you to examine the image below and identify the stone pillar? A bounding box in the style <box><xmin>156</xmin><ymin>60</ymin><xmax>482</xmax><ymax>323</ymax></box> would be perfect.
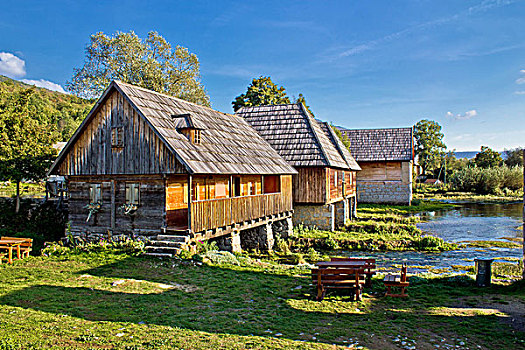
<box><xmin>330</xmin><ymin>204</ymin><xmax>335</xmax><ymax>232</ymax></box>
<box><xmin>216</xmin><ymin>230</ymin><xmax>242</xmax><ymax>253</ymax></box>
<box><xmin>240</xmin><ymin>222</ymin><xmax>274</xmax><ymax>251</ymax></box>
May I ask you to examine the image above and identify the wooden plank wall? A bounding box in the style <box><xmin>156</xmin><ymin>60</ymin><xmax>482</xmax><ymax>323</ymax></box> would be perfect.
<box><xmin>58</xmin><ymin>90</ymin><xmax>186</xmax><ymax>176</ymax></box>
<box><xmin>357</xmin><ymin>161</ymin><xmax>402</xmax><ymax>181</ymax></box>
<box><xmin>292</xmin><ymin>167</ymin><xmax>326</xmax><ymax>204</ymax></box>
<box><xmin>68</xmin><ymin>175</ymin><xmax>165</xmax><ymax>237</ymax></box>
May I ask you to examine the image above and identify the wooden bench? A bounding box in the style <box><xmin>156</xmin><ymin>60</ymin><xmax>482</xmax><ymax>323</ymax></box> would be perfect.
<box><xmin>330</xmin><ymin>257</ymin><xmax>376</xmax><ymax>287</ymax></box>
<box><xmin>0</xmin><ymin>237</ymin><xmax>33</xmax><ymax>259</ymax></box>
<box><xmin>311</xmin><ymin>267</ymin><xmax>366</xmax><ymax>301</ymax></box>
<box><xmin>384</xmin><ymin>264</ymin><xmax>409</xmax><ymax>297</ymax></box>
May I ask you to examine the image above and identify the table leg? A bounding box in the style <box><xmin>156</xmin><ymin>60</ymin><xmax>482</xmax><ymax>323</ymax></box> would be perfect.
<box><xmin>8</xmin><ymin>247</ymin><xmax>12</xmax><ymax>264</ymax></box>
<box><xmin>16</xmin><ymin>245</ymin><xmax>21</xmax><ymax>260</ymax></box>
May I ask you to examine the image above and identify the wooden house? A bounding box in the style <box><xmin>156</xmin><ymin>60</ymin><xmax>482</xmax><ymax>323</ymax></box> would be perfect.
<box><xmin>237</xmin><ymin>104</ymin><xmax>361</xmax><ymax>231</ymax></box>
<box><xmin>48</xmin><ymin>81</ymin><xmax>297</xmax><ymax>255</ymax></box>
<box><xmin>338</xmin><ymin>127</ymin><xmax>414</xmax><ymax>205</ymax></box>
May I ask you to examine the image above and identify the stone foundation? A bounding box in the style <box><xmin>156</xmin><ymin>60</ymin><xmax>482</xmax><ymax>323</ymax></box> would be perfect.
<box><xmin>357</xmin><ymin>181</ymin><xmax>412</xmax><ymax>205</ymax></box>
<box><xmin>293</xmin><ymin>203</ymin><xmax>334</xmax><ymax>231</ymax></box>
<box><xmin>215</xmin><ymin>217</ymin><xmax>293</xmax><ymax>253</ymax></box>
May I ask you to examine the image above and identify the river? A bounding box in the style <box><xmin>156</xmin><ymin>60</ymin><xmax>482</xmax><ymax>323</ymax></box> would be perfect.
<box><xmin>342</xmin><ymin>202</ymin><xmax>523</xmax><ymax>274</ymax></box>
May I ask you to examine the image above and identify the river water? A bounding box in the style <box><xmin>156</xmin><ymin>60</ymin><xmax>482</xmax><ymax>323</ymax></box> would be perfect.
<box><xmin>342</xmin><ymin>202</ymin><xmax>524</xmax><ymax>274</ymax></box>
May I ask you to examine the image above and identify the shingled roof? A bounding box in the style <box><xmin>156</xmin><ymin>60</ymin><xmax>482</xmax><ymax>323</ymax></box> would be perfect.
<box><xmin>236</xmin><ymin>104</ymin><xmax>360</xmax><ymax>171</ymax></box>
<box><xmin>338</xmin><ymin>127</ymin><xmax>414</xmax><ymax>162</ymax></box>
<box><xmin>50</xmin><ymin>81</ymin><xmax>296</xmax><ymax>175</ymax></box>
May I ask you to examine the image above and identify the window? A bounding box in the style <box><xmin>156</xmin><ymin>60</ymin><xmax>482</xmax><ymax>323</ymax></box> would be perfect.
<box><xmin>248</xmin><ymin>182</ymin><xmax>253</xmax><ymax>195</ymax></box>
<box><xmin>125</xmin><ymin>183</ymin><xmax>140</xmax><ymax>205</ymax></box>
<box><xmin>194</xmin><ymin>130</ymin><xmax>201</xmax><ymax>144</ymax></box>
<box><xmin>215</xmin><ymin>180</ymin><xmax>228</xmax><ymax>198</ymax></box>
<box><xmin>111</xmin><ymin>127</ymin><xmax>124</xmax><ymax>147</ymax></box>
<box><xmin>89</xmin><ymin>184</ymin><xmax>102</xmax><ymax>203</ymax></box>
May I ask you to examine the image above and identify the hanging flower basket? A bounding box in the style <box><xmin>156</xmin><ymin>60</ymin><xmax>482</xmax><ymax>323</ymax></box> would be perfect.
<box><xmin>85</xmin><ymin>202</ymin><xmax>101</xmax><ymax>222</ymax></box>
<box><xmin>119</xmin><ymin>203</ymin><xmax>138</xmax><ymax>215</ymax></box>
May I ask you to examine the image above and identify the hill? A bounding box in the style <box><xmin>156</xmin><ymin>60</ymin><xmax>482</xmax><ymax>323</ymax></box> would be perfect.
<box><xmin>0</xmin><ymin>75</ymin><xmax>94</xmax><ymax>141</ymax></box>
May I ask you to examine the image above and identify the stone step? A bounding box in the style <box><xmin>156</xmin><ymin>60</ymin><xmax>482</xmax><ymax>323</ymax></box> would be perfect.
<box><xmin>145</xmin><ymin>245</ymin><xmax>182</xmax><ymax>254</ymax></box>
<box><xmin>149</xmin><ymin>240</ymin><xmax>186</xmax><ymax>248</ymax></box>
<box><xmin>156</xmin><ymin>234</ymin><xmax>189</xmax><ymax>243</ymax></box>
<box><xmin>144</xmin><ymin>252</ymin><xmax>174</xmax><ymax>258</ymax></box>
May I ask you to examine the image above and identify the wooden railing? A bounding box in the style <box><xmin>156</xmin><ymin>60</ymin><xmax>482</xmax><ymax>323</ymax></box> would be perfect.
<box><xmin>190</xmin><ymin>193</ymin><xmax>288</xmax><ymax>233</ymax></box>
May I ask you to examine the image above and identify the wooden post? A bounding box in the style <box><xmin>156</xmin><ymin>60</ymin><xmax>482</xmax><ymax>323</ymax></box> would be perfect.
<box><xmin>110</xmin><ymin>180</ymin><xmax>116</xmax><ymax>231</ymax></box>
<box><xmin>188</xmin><ymin>174</ymin><xmax>193</xmax><ymax>232</ymax></box>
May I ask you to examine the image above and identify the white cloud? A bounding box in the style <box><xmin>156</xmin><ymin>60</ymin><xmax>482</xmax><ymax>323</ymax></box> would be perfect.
<box><xmin>515</xmin><ymin>91</ymin><xmax>525</xmax><ymax>95</ymax></box>
<box><xmin>21</xmin><ymin>79</ymin><xmax>67</xmax><ymax>94</ymax></box>
<box><xmin>0</xmin><ymin>52</ymin><xmax>26</xmax><ymax>78</ymax></box>
<box><xmin>516</xmin><ymin>69</ymin><xmax>525</xmax><ymax>84</ymax></box>
<box><xmin>446</xmin><ymin>109</ymin><xmax>478</xmax><ymax>120</ymax></box>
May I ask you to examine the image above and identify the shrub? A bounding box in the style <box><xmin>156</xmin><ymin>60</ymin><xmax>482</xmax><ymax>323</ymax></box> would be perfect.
<box><xmin>449</xmin><ymin>166</ymin><xmax>523</xmax><ymax>194</ymax></box>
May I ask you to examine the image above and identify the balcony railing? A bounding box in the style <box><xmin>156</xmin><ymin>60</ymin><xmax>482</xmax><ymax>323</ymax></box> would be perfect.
<box><xmin>190</xmin><ymin>193</ymin><xmax>288</xmax><ymax>233</ymax></box>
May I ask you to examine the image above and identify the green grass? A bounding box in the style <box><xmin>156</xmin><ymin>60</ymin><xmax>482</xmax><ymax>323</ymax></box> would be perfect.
<box><xmin>289</xmin><ymin>204</ymin><xmax>457</xmax><ymax>253</ymax></box>
<box><xmin>0</xmin><ymin>181</ymin><xmax>45</xmax><ymax>198</ymax></box>
<box><xmin>358</xmin><ymin>200</ymin><xmax>457</xmax><ymax>214</ymax></box>
<box><xmin>0</xmin><ymin>251</ymin><xmax>523</xmax><ymax>349</ymax></box>
<box><xmin>414</xmin><ymin>189</ymin><xmax>523</xmax><ymax>204</ymax></box>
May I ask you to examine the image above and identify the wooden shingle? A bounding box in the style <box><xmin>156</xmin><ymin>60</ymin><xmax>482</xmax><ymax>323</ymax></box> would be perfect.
<box><xmin>338</xmin><ymin>127</ymin><xmax>414</xmax><ymax>162</ymax></box>
<box><xmin>236</xmin><ymin>103</ymin><xmax>360</xmax><ymax>171</ymax></box>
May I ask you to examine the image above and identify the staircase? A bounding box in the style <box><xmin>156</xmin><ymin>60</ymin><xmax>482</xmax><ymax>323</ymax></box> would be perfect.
<box><xmin>144</xmin><ymin>230</ymin><xmax>191</xmax><ymax>257</ymax></box>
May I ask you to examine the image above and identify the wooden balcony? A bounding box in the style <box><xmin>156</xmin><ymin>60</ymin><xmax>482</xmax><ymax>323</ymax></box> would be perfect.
<box><xmin>190</xmin><ymin>193</ymin><xmax>290</xmax><ymax>233</ymax></box>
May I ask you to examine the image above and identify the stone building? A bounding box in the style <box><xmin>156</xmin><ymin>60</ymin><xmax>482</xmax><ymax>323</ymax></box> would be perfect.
<box><xmin>237</xmin><ymin>103</ymin><xmax>361</xmax><ymax>231</ymax></box>
<box><xmin>338</xmin><ymin>127</ymin><xmax>414</xmax><ymax>205</ymax></box>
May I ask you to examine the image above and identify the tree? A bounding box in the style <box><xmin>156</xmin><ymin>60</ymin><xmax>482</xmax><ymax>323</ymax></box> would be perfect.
<box><xmin>67</xmin><ymin>31</ymin><xmax>210</xmax><ymax>106</ymax></box>
<box><xmin>331</xmin><ymin>125</ymin><xmax>352</xmax><ymax>152</ymax></box>
<box><xmin>232</xmin><ymin>76</ymin><xmax>290</xmax><ymax>111</ymax></box>
<box><xmin>474</xmin><ymin>146</ymin><xmax>503</xmax><ymax>168</ymax></box>
<box><xmin>0</xmin><ymin>88</ymin><xmax>58</xmax><ymax>212</ymax></box>
<box><xmin>294</xmin><ymin>93</ymin><xmax>315</xmax><ymax>117</ymax></box>
<box><xmin>413</xmin><ymin>120</ymin><xmax>446</xmax><ymax>175</ymax></box>
<box><xmin>504</xmin><ymin>147</ymin><xmax>524</xmax><ymax>167</ymax></box>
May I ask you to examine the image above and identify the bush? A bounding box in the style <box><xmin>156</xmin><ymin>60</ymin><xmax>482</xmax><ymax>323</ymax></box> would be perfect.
<box><xmin>0</xmin><ymin>198</ymin><xmax>67</xmax><ymax>255</ymax></box>
<box><xmin>449</xmin><ymin>166</ymin><xmax>523</xmax><ymax>194</ymax></box>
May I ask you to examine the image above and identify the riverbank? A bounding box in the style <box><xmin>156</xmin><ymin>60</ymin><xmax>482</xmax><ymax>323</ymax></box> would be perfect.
<box><xmin>287</xmin><ymin>201</ymin><xmax>458</xmax><ymax>255</ymax></box>
<box><xmin>0</xmin><ymin>249</ymin><xmax>523</xmax><ymax>349</ymax></box>
<box><xmin>414</xmin><ymin>187</ymin><xmax>523</xmax><ymax>204</ymax></box>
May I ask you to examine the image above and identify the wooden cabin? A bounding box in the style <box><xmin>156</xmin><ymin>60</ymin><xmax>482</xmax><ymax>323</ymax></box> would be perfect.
<box><xmin>237</xmin><ymin>103</ymin><xmax>361</xmax><ymax>231</ymax></box>
<box><xmin>48</xmin><ymin>81</ymin><xmax>296</xmax><ymax>255</ymax></box>
<box><xmin>338</xmin><ymin>127</ymin><xmax>414</xmax><ymax>205</ymax></box>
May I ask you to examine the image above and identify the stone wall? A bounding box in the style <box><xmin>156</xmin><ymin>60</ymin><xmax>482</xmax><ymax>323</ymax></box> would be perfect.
<box><xmin>293</xmin><ymin>203</ymin><xmax>335</xmax><ymax>231</ymax></box>
<box><xmin>356</xmin><ymin>181</ymin><xmax>412</xmax><ymax>205</ymax></box>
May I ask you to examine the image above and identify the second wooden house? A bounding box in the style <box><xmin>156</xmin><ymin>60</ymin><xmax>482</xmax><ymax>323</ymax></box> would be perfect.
<box><xmin>48</xmin><ymin>81</ymin><xmax>297</xmax><ymax>255</ymax></box>
<box><xmin>237</xmin><ymin>103</ymin><xmax>361</xmax><ymax>231</ymax></box>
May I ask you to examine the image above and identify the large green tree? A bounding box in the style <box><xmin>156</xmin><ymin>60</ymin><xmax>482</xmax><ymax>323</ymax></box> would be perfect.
<box><xmin>232</xmin><ymin>76</ymin><xmax>291</xmax><ymax>111</ymax></box>
<box><xmin>0</xmin><ymin>88</ymin><xmax>58</xmax><ymax>212</ymax></box>
<box><xmin>504</xmin><ymin>147</ymin><xmax>523</xmax><ymax>167</ymax></box>
<box><xmin>474</xmin><ymin>146</ymin><xmax>503</xmax><ymax>168</ymax></box>
<box><xmin>413</xmin><ymin>119</ymin><xmax>446</xmax><ymax>175</ymax></box>
<box><xmin>67</xmin><ymin>31</ymin><xmax>210</xmax><ymax>106</ymax></box>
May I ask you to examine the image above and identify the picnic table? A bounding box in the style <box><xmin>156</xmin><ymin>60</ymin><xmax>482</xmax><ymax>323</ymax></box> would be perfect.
<box><xmin>0</xmin><ymin>238</ymin><xmax>27</xmax><ymax>264</ymax></box>
<box><xmin>312</xmin><ymin>258</ymin><xmax>376</xmax><ymax>301</ymax></box>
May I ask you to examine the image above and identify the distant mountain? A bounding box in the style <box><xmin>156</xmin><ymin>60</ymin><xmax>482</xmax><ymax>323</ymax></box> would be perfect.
<box><xmin>453</xmin><ymin>151</ymin><xmax>478</xmax><ymax>159</ymax></box>
<box><xmin>453</xmin><ymin>150</ymin><xmax>507</xmax><ymax>160</ymax></box>
<box><xmin>0</xmin><ymin>75</ymin><xmax>94</xmax><ymax>141</ymax></box>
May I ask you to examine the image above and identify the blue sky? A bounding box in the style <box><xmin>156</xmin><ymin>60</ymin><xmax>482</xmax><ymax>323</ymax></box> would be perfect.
<box><xmin>1</xmin><ymin>0</ymin><xmax>524</xmax><ymax>151</ymax></box>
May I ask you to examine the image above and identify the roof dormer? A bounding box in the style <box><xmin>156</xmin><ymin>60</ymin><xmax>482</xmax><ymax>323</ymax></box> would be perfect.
<box><xmin>171</xmin><ymin>113</ymin><xmax>205</xmax><ymax>144</ymax></box>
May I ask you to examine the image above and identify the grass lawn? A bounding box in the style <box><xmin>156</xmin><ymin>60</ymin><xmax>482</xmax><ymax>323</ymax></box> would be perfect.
<box><xmin>413</xmin><ymin>187</ymin><xmax>523</xmax><ymax>204</ymax></box>
<box><xmin>0</xmin><ymin>252</ymin><xmax>523</xmax><ymax>349</ymax></box>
